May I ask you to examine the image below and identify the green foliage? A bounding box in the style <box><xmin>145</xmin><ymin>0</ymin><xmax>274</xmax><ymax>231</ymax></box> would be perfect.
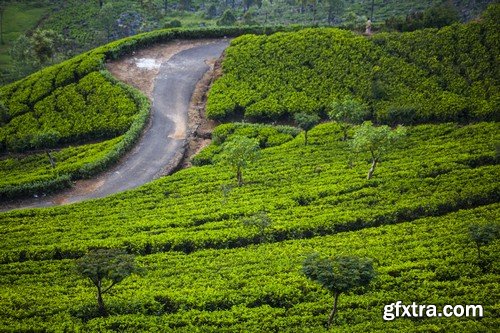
<box><xmin>207</xmin><ymin>8</ymin><xmax>500</xmax><ymax>124</ymax></box>
<box><xmin>217</xmin><ymin>9</ymin><xmax>237</xmax><ymax>26</ymax></box>
<box><xmin>0</xmin><ymin>122</ymin><xmax>497</xmax><ymax>262</ymax></box>
<box><xmin>192</xmin><ymin>122</ymin><xmax>299</xmax><ymax>166</ymax></box>
<box><xmin>468</xmin><ymin>222</ymin><xmax>500</xmax><ymax>260</ymax></box>
<box><xmin>303</xmin><ymin>253</ymin><xmax>375</xmax><ymax>326</ymax></box>
<box><xmin>329</xmin><ymin>96</ymin><xmax>370</xmax><ymax>140</ymax></box>
<box><xmin>2</xmin><ymin>25</ymin><xmax>295</xmax><ymax>199</ymax></box>
<box><xmin>76</xmin><ymin>248</ymin><xmax>137</xmax><ymax>316</ymax></box>
<box><xmin>294</xmin><ymin>112</ymin><xmax>320</xmax><ymax>145</ymax></box>
<box><xmin>350</xmin><ymin>121</ymin><xmax>406</xmax><ymax>179</ymax></box>
<box><xmin>385</xmin><ymin>3</ymin><xmax>460</xmax><ymax>32</ymax></box>
<box><xmin>1</xmin><ymin>204</ymin><xmax>498</xmax><ymax>331</ymax></box>
<box><xmin>215</xmin><ymin>135</ymin><xmax>260</xmax><ymax>186</ymax></box>
<box><xmin>303</xmin><ymin>254</ymin><xmax>375</xmax><ymax>294</ymax></box>
<box><xmin>242</xmin><ymin>211</ymin><xmax>272</xmax><ymax>242</ymax></box>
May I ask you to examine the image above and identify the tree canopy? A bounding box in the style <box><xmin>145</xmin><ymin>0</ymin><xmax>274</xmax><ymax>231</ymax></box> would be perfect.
<box><xmin>215</xmin><ymin>135</ymin><xmax>260</xmax><ymax>186</ymax></box>
<box><xmin>303</xmin><ymin>253</ymin><xmax>375</xmax><ymax>327</ymax></box>
<box><xmin>76</xmin><ymin>248</ymin><xmax>137</xmax><ymax>316</ymax></box>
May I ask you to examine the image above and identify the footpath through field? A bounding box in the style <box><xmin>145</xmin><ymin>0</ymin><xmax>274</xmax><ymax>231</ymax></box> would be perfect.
<box><xmin>2</xmin><ymin>40</ymin><xmax>229</xmax><ymax>211</ymax></box>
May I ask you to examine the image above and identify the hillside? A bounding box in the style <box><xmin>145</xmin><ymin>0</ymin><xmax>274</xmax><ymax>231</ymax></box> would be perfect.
<box><xmin>1</xmin><ymin>0</ymin><xmax>495</xmax><ymax>84</ymax></box>
<box><xmin>0</xmin><ymin>4</ymin><xmax>499</xmax><ymax>332</ymax></box>
<box><xmin>0</xmin><ymin>121</ymin><xmax>498</xmax><ymax>330</ymax></box>
<box><xmin>207</xmin><ymin>11</ymin><xmax>499</xmax><ymax>124</ymax></box>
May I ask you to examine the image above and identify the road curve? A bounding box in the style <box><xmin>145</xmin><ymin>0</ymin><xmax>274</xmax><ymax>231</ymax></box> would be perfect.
<box><xmin>2</xmin><ymin>40</ymin><xmax>229</xmax><ymax>211</ymax></box>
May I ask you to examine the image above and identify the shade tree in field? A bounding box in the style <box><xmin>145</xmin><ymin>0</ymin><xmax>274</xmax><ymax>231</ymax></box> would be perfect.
<box><xmin>294</xmin><ymin>112</ymin><xmax>320</xmax><ymax>146</ymax></box>
<box><xmin>242</xmin><ymin>211</ymin><xmax>272</xmax><ymax>243</ymax></box>
<box><xmin>303</xmin><ymin>253</ymin><xmax>375</xmax><ymax>328</ymax></box>
<box><xmin>328</xmin><ymin>96</ymin><xmax>370</xmax><ymax>141</ymax></box>
<box><xmin>76</xmin><ymin>248</ymin><xmax>137</xmax><ymax>317</ymax></box>
<box><xmin>468</xmin><ymin>222</ymin><xmax>500</xmax><ymax>261</ymax></box>
<box><xmin>215</xmin><ymin>135</ymin><xmax>260</xmax><ymax>186</ymax></box>
<box><xmin>350</xmin><ymin>121</ymin><xmax>406</xmax><ymax>179</ymax></box>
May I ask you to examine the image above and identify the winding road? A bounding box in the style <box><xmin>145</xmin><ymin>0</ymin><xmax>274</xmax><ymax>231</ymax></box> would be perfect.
<box><xmin>2</xmin><ymin>40</ymin><xmax>229</xmax><ymax>211</ymax></box>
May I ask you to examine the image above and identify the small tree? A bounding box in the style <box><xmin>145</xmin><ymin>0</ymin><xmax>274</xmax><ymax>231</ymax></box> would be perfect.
<box><xmin>294</xmin><ymin>112</ymin><xmax>320</xmax><ymax>146</ymax></box>
<box><xmin>324</xmin><ymin>0</ymin><xmax>344</xmax><ymax>25</ymax></box>
<box><xmin>468</xmin><ymin>223</ymin><xmax>500</xmax><ymax>261</ymax></box>
<box><xmin>350</xmin><ymin>121</ymin><xmax>406</xmax><ymax>179</ymax></box>
<box><xmin>0</xmin><ymin>2</ymin><xmax>6</xmax><ymax>45</ymax></box>
<box><xmin>217</xmin><ymin>9</ymin><xmax>236</xmax><ymax>26</ymax></box>
<box><xmin>76</xmin><ymin>248</ymin><xmax>137</xmax><ymax>317</ymax></box>
<box><xmin>303</xmin><ymin>254</ymin><xmax>375</xmax><ymax>328</ymax></box>
<box><xmin>328</xmin><ymin>96</ymin><xmax>370</xmax><ymax>141</ymax></box>
<box><xmin>215</xmin><ymin>135</ymin><xmax>260</xmax><ymax>186</ymax></box>
<box><xmin>242</xmin><ymin>211</ymin><xmax>272</xmax><ymax>243</ymax></box>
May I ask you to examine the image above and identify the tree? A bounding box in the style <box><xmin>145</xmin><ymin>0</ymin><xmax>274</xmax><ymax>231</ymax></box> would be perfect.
<box><xmin>468</xmin><ymin>223</ymin><xmax>500</xmax><ymax>261</ymax></box>
<box><xmin>76</xmin><ymin>248</ymin><xmax>137</xmax><ymax>317</ymax></box>
<box><xmin>31</xmin><ymin>29</ymin><xmax>66</xmax><ymax>64</ymax></box>
<box><xmin>303</xmin><ymin>254</ymin><xmax>375</xmax><ymax>328</ymax></box>
<box><xmin>30</xmin><ymin>130</ymin><xmax>61</xmax><ymax>168</ymax></box>
<box><xmin>205</xmin><ymin>3</ymin><xmax>217</xmax><ymax>19</ymax></box>
<box><xmin>215</xmin><ymin>135</ymin><xmax>260</xmax><ymax>186</ymax></box>
<box><xmin>350</xmin><ymin>121</ymin><xmax>406</xmax><ymax>179</ymax></box>
<box><xmin>328</xmin><ymin>96</ymin><xmax>370</xmax><ymax>141</ymax></box>
<box><xmin>324</xmin><ymin>0</ymin><xmax>344</xmax><ymax>25</ymax></box>
<box><xmin>100</xmin><ymin>3</ymin><xmax>116</xmax><ymax>42</ymax></box>
<box><xmin>242</xmin><ymin>211</ymin><xmax>272</xmax><ymax>242</ymax></box>
<box><xmin>0</xmin><ymin>1</ymin><xmax>6</xmax><ymax>45</ymax></box>
<box><xmin>294</xmin><ymin>112</ymin><xmax>320</xmax><ymax>146</ymax></box>
<box><xmin>217</xmin><ymin>9</ymin><xmax>236</xmax><ymax>26</ymax></box>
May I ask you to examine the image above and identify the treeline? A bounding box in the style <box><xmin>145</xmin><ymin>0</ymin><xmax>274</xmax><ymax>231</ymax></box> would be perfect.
<box><xmin>207</xmin><ymin>4</ymin><xmax>500</xmax><ymax>124</ymax></box>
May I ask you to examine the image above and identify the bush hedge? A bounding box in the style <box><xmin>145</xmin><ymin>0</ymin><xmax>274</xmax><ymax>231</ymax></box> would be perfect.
<box><xmin>206</xmin><ymin>5</ymin><xmax>500</xmax><ymax>124</ymax></box>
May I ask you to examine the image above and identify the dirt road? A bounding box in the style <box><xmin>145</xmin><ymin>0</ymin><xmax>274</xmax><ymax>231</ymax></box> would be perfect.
<box><xmin>1</xmin><ymin>40</ymin><xmax>229</xmax><ymax>211</ymax></box>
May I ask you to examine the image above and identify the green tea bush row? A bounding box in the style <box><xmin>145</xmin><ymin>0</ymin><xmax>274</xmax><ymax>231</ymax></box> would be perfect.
<box><xmin>0</xmin><ymin>25</ymin><xmax>299</xmax><ymax>154</ymax></box>
<box><xmin>0</xmin><ymin>204</ymin><xmax>498</xmax><ymax>331</ymax></box>
<box><xmin>0</xmin><ymin>73</ymin><xmax>149</xmax><ymax>200</ymax></box>
<box><xmin>0</xmin><ymin>122</ymin><xmax>497</xmax><ymax>262</ymax></box>
<box><xmin>192</xmin><ymin>122</ymin><xmax>300</xmax><ymax>166</ymax></box>
<box><xmin>207</xmin><ymin>5</ymin><xmax>499</xmax><ymax>124</ymax></box>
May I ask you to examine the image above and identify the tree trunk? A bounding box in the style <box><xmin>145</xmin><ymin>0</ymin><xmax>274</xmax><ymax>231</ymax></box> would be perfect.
<box><xmin>367</xmin><ymin>157</ymin><xmax>378</xmax><ymax>179</ymax></box>
<box><xmin>237</xmin><ymin>166</ymin><xmax>243</xmax><ymax>186</ymax></box>
<box><xmin>99</xmin><ymin>0</ymin><xmax>104</xmax><ymax>8</ymax></box>
<box><xmin>0</xmin><ymin>9</ymin><xmax>3</xmax><ymax>45</ymax></box>
<box><xmin>370</xmin><ymin>0</ymin><xmax>375</xmax><ymax>21</ymax></box>
<box><xmin>46</xmin><ymin>150</ymin><xmax>56</xmax><ymax>168</ymax></box>
<box><xmin>164</xmin><ymin>0</ymin><xmax>168</xmax><ymax>12</ymax></box>
<box><xmin>328</xmin><ymin>292</ymin><xmax>340</xmax><ymax>328</ymax></box>
<box><xmin>96</xmin><ymin>285</ymin><xmax>107</xmax><ymax>317</ymax></box>
<box><xmin>304</xmin><ymin>130</ymin><xmax>308</xmax><ymax>146</ymax></box>
<box><xmin>476</xmin><ymin>244</ymin><xmax>481</xmax><ymax>260</ymax></box>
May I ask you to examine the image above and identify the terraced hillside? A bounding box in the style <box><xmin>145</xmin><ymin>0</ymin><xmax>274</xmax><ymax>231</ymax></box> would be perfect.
<box><xmin>207</xmin><ymin>8</ymin><xmax>499</xmax><ymax>124</ymax></box>
<box><xmin>0</xmin><ymin>5</ymin><xmax>499</xmax><ymax>332</ymax></box>
<box><xmin>0</xmin><ymin>121</ymin><xmax>499</xmax><ymax>331</ymax></box>
<box><xmin>0</xmin><ymin>27</ymin><xmax>282</xmax><ymax>201</ymax></box>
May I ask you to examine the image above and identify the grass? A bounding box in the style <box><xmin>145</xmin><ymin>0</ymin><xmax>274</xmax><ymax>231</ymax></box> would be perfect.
<box><xmin>0</xmin><ymin>3</ymin><xmax>52</xmax><ymax>68</ymax></box>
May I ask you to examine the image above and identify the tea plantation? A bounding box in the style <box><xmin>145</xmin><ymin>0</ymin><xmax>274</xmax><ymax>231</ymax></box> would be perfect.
<box><xmin>0</xmin><ymin>5</ymin><xmax>499</xmax><ymax>333</ymax></box>
<box><xmin>207</xmin><ymin>8</ymin><xmax>499</xmax><ymax>124</ymax></box>
<box><xmin>0</xmin><ymin>120</ymin><xmax>499</xmax><ymax>331</ymax></box>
